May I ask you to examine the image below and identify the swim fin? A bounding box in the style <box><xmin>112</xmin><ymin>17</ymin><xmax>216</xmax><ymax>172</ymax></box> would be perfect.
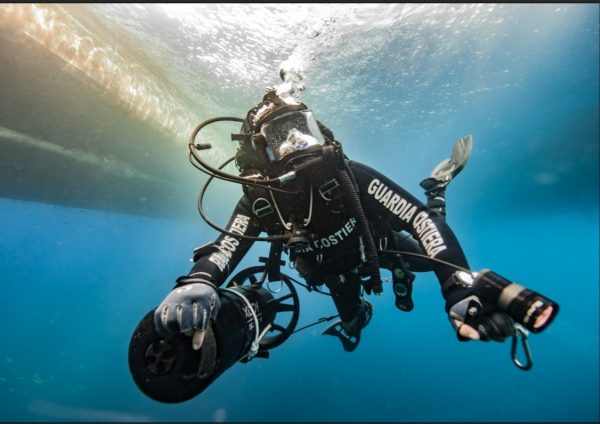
<box><xmin>393</xmin><ymin>278</ymin><xmax>414</xmax><ymax>312</ymax></box>
<box><xmin>322</xmin><ymin>320</ymin><xmax>361</xmax><ymax>352</ymax></box>
<box><xmin>420</xmin><ymin>135</ymin><xmax>473</xmax><ymax>215</ymax></box>
<box><xmin>429</xmin><ymin>135</ymin><xmax>473</xmax><ymax>183</ymax></box>
<box><xmin>322</xmin><ymin>300</ymin><xmax>372</xmax><ymax>352</ymax></box>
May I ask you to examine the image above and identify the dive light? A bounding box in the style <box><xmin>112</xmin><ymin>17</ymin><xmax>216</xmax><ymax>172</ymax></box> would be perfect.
<box><xmin>471</xmin><ymin>269</ymin><xmax>559</xmax><ymax>333</ymax></box>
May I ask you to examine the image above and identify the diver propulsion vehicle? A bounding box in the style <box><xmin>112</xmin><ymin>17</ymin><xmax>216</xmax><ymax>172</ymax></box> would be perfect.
<box><xmin>129</xmin><ymin>113</ymin><xmax>560</xmax><ymax>403</ymax></box>
<box><xmin>129</xmin><ymin>262</ymin><xmax>301</xmax><ymax>403</ymax></box>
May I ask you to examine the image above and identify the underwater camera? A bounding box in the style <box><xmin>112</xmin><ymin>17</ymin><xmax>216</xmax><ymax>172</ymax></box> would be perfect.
<box><xmin>128</xmin><ymin>265</ymin><xmax>300</xmax><ymax>403</ymax></box>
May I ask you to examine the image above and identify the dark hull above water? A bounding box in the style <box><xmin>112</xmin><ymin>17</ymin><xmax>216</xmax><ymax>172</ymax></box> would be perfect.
<box><xmin>0</xmin><ymin>28</ymin><xmax>201</xmax><ymax>221</ymax></box>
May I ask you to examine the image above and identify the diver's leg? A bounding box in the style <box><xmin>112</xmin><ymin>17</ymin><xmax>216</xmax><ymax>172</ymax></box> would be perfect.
<box><xmin>322</xmin><ymin>273</ymin><xmax>372</xmax><ymax>352</ymax></box>
<box><xmin>420</xmin><ymin>135</ymin><xmax>473</xmax><ymax>216</ymax></box>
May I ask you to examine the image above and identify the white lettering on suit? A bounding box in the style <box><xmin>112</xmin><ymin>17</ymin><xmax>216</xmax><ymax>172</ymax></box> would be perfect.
<box><xmin>367</xmin><ymin>178</ymin><xmax>447</xmax><ymax>258</ymax></box>
<box><xmin>208</xmin><ymin>214</ymin><xmax>250</xmax><ymax>272</ymax></box>
<box><xmin>295</xmin><ymin>218</ymin><xmax>357</xmax><ymax>253</ymax></box>
<box><xmin>367</xmin><ymin>178</ymin><xmax>417</xmax><ymax>223</ymax></box>
<box><xmin>412</xmin><ymin>211</ymin><xmax>447</xmax><ymax>258</ymax></box>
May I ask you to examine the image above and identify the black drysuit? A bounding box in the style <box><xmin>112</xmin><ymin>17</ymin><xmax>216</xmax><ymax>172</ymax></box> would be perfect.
<box><xmin>187</xmin><ymin>160</ymin><xmax>469</xmax><ymax>323</ymax></box>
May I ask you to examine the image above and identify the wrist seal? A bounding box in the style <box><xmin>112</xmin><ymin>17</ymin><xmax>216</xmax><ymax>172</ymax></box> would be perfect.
<box><xmin>174</xmin><ymin>276</ymin><xmax>218</xmax><ymax>292</ymax></box>
<box><xmin>442</xmin><ymin>271</ymin><xmax>476</xmax><ymax>312</ymax></box>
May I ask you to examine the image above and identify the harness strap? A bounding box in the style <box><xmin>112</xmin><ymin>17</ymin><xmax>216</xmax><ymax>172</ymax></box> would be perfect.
<box><xmin>266</xmin><ymin>240</ymin><xmax>285</xmax><ymax>282</ymax></box>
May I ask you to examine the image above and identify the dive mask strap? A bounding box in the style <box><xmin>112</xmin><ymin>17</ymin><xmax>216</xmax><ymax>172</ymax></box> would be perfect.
<box><xmin>321</xmin><ymin>144</ymin><xmax>345</xmax><ymax>171</ymax></box>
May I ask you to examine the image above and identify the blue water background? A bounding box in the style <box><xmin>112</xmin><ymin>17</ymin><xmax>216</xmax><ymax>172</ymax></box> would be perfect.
<box><xmin>0</xmin><ymin>4</ymin><xmax>598</xmax><ymax>422</ymax></box>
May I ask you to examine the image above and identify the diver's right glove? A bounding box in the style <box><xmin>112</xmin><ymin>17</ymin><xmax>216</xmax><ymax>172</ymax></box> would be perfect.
<box><xmin>153</xmin><ymin>277</ymin><xmax>221</xmax><ymax>350</ymax></box>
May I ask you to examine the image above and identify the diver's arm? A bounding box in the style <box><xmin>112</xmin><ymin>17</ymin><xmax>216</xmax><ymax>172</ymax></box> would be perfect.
<box><xmin>154</xmin><ymin>195</ymin><xmax>261</xmax><ymax>346</ymax></box>
<box><xmin>349</xmin><ymin>161</ymin><xmax>521</xmax><ymax>342</ymax></box>
<box><xmin>186</xmin><ymin>195</ymin><xmax>261</xmax><ymax>287</ymax></box>
<box><xmin>348</xmin><ymin>160</ymin><xmax>468</xmax><ymax>283</ymax></box>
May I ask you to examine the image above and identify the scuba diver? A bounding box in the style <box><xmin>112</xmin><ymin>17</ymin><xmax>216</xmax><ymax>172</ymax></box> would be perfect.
<box><xmin>128</xmin><ymin>70</ymin><xmax>558</xmax><ymax>403</ymax></box>
<box><xmin>151</xmin><ymin>87</ymin><xmax>557</xmax><ymax>354</ymax></box>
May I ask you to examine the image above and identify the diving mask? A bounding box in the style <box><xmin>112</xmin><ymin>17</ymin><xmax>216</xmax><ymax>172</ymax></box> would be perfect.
<box><xmin>260</xmin><ymin>110</ymin><xmax>326</xmax><ymax>161</ymax></box>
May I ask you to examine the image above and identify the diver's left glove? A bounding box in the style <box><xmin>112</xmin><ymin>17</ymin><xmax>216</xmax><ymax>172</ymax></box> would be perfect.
<box><xmin>446</xmin><ymin>294</ymin><xmax>515</xmax><ymax>342</ymax></box>
<box><xmin>443</xmin><ymin>272</ymin><xmax>514</xmax><ymax>342</ymax></box>
<box><xmin>153</xmin><ymin>277</ymin><xmax>221</xmax><ymax>350</ymax></box>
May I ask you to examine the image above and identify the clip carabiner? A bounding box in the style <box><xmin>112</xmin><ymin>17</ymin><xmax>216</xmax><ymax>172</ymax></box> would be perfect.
<box><xmin>511</xmin><ymin>323</ymin><xmax>533</xmax><ymax>371</ymax></box>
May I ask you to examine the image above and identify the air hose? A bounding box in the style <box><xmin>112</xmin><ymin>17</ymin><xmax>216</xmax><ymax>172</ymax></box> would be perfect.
<box><xmin>320</xmin><ymin>145</ymin><xmax>382</xmax><ymax>294</ymax></box>
<box><xmin>337</xmin><ymin>167</ymin><xmax>382</xmax><ymax>294</ymax></box>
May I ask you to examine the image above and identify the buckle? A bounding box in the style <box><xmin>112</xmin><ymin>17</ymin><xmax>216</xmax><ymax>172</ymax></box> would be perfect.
<box><xmin>318</xmin><ymin>178</ymin><xmax>340</xmax><ymax>201</ymax></box>
<box><xmin>252</xmin><ymin>198</ymin><xmax>274</xmax><ymax>218</ymax></box>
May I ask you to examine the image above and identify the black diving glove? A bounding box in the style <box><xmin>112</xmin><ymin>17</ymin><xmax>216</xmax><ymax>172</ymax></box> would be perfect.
<box><xmin>153</xmin><ymin>277</ymin><xmax>221</xmax><ymax>350</ymax></box>
<box><xmin>446</xmin><ymin>294</ymin><xmax>515</xmax><ymax>342</ymax></box>
<box><xmin>443</xmin><ymin>272</ymin><xmax>514</xmax><ymax>342</ymax></box>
